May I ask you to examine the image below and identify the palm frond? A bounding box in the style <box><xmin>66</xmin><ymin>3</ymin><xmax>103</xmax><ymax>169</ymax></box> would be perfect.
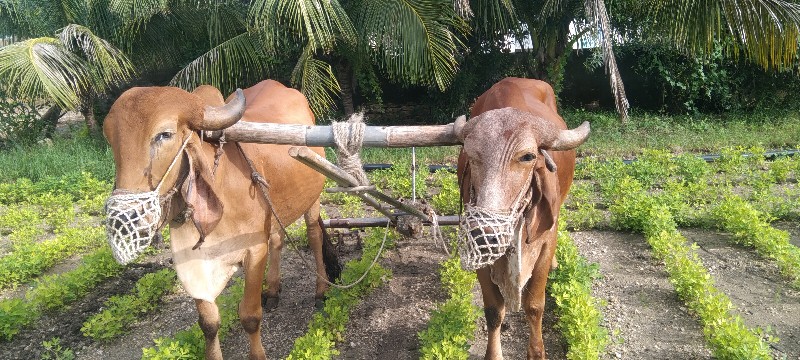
<box><xmin>58</xmin><ymin>24</ymin><xmax>136</xmax><ymax>88</ymax></box>
<box><xmin>250</xmin><ymin>0</ymin><xmax>356</xmax><ymax>53</ymax></box>
<box><xmin>354</xmin><ymin>0</ymin><xmax>466</xmax><ymax>91</ymax></box>
<box><xmin>585</xmin><ymin>0</ymin><xmax>629</xmax><ymax>121</ymax></box>
<box><xmin>170</xmin><ymin>32</ymin><xmax>271</xmax><ymax>95</ymax></box>
<box><xmin>470</xmin><ymin>0</ymin><xmax>517</xmax><ymax>36</ymax></box>
<box><xmin>649</xmin><ymin>0</ymin><xmax>800</xmax><ymax>70</ymax></box>
<box><xmin>0</xmin><ymin>37</ymin><xmax>91</xmax><ymax>108</ymax></box>
<box><xmin>291</xmin><ymin>45</ymin><xmax>340</xmax><ymax>117</ymax></box>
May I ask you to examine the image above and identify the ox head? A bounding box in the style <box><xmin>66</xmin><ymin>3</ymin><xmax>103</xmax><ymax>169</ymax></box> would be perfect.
<box><xmin>453</xmin><ymin>107</ymin><xmax>590</xmax><ymax>270</ymax></box>
<box><xmin>102</xmin><ymin>86</ymin><xmax>245</xmax><ymax>264</ymax></box>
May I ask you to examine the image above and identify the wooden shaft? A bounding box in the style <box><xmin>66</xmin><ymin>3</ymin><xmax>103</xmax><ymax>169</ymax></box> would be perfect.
<box><xmin>323</xmin><ymin>215</ymin><xmax>461</xmax><ymax>228</ymax></box>
<box><xmin>289</xmin><ymin>146</ymin><xmax>429</xmax><ymax>220</ymax></box>
<box><xmin>217</xmin><ymin>121</ymin><xmax>461</xmax><ymax>147</ymax></box>
<box><xmin>289</xmin><ymin>147</ymin><xmax>395</xmax><ymax>219</ymax></box>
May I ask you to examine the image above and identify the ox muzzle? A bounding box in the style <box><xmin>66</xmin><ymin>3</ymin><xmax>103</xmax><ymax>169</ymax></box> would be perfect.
<box><xmin>458</xmin><ymin>206</ymin><xmax>521</xmax><ymax>271</ymax></box>
<box><xmin>105</xmin><ymin>135</ymin><xmax>191</xmax><ymax>264</ymax></box>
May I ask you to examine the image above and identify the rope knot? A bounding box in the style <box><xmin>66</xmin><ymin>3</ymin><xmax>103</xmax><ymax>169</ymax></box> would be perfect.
<box><xmin>332</xmin><ymin>113</ymin><xmax>369</xmax><ymax>186</ymax></box>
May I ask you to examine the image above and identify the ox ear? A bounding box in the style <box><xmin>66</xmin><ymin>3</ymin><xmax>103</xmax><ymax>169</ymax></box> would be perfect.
<box><xmin>181</xmin><ymin>141</ymin><xmax>223</xmax><ymax>247</ymax></box>
<box><xmin>525</xmin><ymin>166</ymin><xmax>558</xmax><ymax>243</ymax></box>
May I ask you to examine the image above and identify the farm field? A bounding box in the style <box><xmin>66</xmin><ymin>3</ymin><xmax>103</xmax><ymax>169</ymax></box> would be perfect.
<box><xmin>1</xmin><ymin>119</ymin><xmax>800</xmax><ymax>359</ymax></box>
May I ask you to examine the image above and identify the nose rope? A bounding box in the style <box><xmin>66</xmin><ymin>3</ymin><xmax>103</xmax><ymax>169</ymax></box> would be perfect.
<box><xmin>104</xmin><ymin>134</ymin><xmax>193</xmax><ymax>265</ymax></box>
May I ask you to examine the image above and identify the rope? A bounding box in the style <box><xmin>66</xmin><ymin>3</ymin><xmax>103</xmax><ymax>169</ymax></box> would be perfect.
<box><xmin>234</xmin><ymin>142</ymin><xmax>389</xmax><ymax>290</ymax></box>
<box><xmin>332</xmin><ymin>113</ymin><xmax>369</xmax><ymax>186</ymax></box>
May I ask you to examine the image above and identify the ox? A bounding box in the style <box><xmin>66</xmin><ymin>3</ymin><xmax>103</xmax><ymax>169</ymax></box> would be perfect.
<box><xmin>455</xmin><ymin>77</ymin><xmax>590</xmax><ymax>359</ymax></box>
<box><xmin>103</xmin><ymin>80</ymin><xmax>338</xmax><ymax>359</ymax></box>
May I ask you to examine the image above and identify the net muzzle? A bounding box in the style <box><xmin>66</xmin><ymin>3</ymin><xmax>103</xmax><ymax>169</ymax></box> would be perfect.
<box><xmin>104</xmin><ymin>135</ymin><xmax>191</xmax><ymax>265</ymax></box>
<box><xmin>458</xmin><ymin>206</ymin><xmax>519</xmax><ymax>271</ymax></box>
<box><xmin>105</xmin><ymin>190</ymin><xmax>162</xmax><ymax>264</ymax></box>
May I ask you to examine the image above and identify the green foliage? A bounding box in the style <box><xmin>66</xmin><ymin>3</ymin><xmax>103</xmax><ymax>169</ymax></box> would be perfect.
<box><xmin>286</xmin><ymin>228</ymin><xmax>395</xmax><ymax>359</ymax></box>
<box><xmin>142</xmin><ymin>279</ymin><xmax>246</xmax><ymax>359</ymax></box>
<box><xmin>548</xmin><ymin>217</ymin><xmax>608</xmax><ymax>359</ymax></box>
<box><xmin>0</xmin><ymin>299</ymin><xmax>37</xmax><ymax>341</ymax></box>
<box><xmin>82</xmin><ymin>269</ymin><xmax>177</xmax><ymax>341</ymax></box>
<box><xmin>603</xmin><ymin>173</ymin><xmax>775</xmax><ymax>359</ymax></box>
<box><xmin>0</xmin><ymin>225</ymin><xmax>105</xmax><ymax>289</ymax></box>
<box><xmin>370</xmin><ymin>161</ymin><xmax>428</xmax><ymax>200</ymax></box>
<box><xmin>418</xmin><ymin>250</ymin><xmax>479</xmax><ymax>360</ymax></box>
<box><xmin>0</xmin><ymin>89</ymin><xmax>45</xmax><ymax>147</ymax></box>
<box><xmin>711</xmin><ymin>195</ymin><xmax>800</xmax><ymax>287</ymax></box>
<box><xmin>563</xmin><ymin>181</ymin><xmax>603</xmax><ymax>231</ymax></box>
<box><xmin>0</xmin><ymin>246</ymin><xmax>123</xmax><ymax>341</ymax></box>
<box><xmin>40</xmin><ymin>337</ymin><xmax>75</xmax><ymax>360</ymax></box>
<box><xmin>430</xmin><ymin>171</ymin><xmax>460</xmax><ymax>215</ymax></box>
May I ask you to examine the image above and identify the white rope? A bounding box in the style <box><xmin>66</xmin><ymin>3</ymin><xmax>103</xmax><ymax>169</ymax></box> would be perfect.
<box><xmin>332</xmin><ymin>113</ymin><xmax>369</xmax><ymax>186</ymax></box>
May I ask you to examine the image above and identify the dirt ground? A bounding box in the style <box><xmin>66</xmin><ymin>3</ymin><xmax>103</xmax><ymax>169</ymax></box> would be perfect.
<box><xmin>2</xmin><ymin>223</ymin><xmax>799</xmax><ymax>359</ymax></box>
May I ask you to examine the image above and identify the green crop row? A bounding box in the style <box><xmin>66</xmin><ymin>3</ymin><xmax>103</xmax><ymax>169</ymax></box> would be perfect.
<box><xmin>417</xmin><ymin>244</ymin><xmax>480</xmax><ymax>360</ymax></box>
<box><xmin>141</xmin><ymin>278</ymin><xmax>245</xmax><ymax>359</ymax></box>
<box><xmin>711</xmin><ymin>195</ymin><xmax>800</xmax><ymax>288</ymax></box>
<box><xmin>0</xmin><ymin>172</ymin><xmax>111</xmax><ymax>205</ymax></box>
<box><xmin>286</xmin><ymin>227</ymin><xmax>395</xmax><ymax>359</ymax></box>
<box><xmin>0</xmin><ymin>224</ymin><xmax>105</xmax><ymax>289</ymax></box>
<box><xmin>548</xmin><ymin>217</ymin><xmax>609</xmax><ymax>360</ymax></box>
<box><xmin>82</xmin><ymin>268</ymin><xmax>177</xmax><ymax>341</ymax></box>
<box><xmin>0</xmin><ymin>246</ymin><xmax>124</xmax><ymax>341</ymax></box>
<box><xmin>604</xmin><ymin>176</ymin><xmax>774</xmax><ymax>359</ymax></box>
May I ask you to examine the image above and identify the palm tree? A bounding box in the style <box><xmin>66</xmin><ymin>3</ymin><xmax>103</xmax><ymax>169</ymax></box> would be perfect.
<box><xmin>0</xmin><ymin>1</ymin><xmax>135</xmax><ymax>135</ymax></box>
<box><xmin>166</xmin><ymin>0</ymin><xmax>468</xmax><ymax>117</ymax></box>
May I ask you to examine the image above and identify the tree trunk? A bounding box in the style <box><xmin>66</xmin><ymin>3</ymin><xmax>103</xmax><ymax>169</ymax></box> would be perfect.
<box><xmin>41</xmin><ymin>105</ymin><xmax>64</xmax><ymax>139</ymax></box>
<box><xmin>336</xmin><ymin>61</ymin><xmax>356</xmax><ymax>116</ymax></box>
<box><xmin>81</xmin><ymin>96</ymin><xmax>99</xmax><ymax>135</ymax></box>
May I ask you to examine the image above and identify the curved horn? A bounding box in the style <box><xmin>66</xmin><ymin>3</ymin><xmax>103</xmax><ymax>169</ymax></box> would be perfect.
<box><xmin>452</xmin><ymin>115</ymin><xmax>467</xmax><ymax>142</ymax></box>
<box><xmin>547</xmin><ymin>121</ymin><xmax>591</xmax><ymax>151</ymax></box>
<box><xmin>191</xmin><ymin>88</ymin><xmax>246</xmax><ymax>131</ymax></box>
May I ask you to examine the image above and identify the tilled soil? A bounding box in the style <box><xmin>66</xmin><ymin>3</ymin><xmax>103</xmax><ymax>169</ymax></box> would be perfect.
<box><xmin>2</xmin><ymin>226</ymin><xmax>800</xmax><ymax>359</ymax></box>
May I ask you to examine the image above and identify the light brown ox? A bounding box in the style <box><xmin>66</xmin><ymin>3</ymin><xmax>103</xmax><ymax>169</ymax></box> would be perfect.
<box><xmin>455</xmin><ymin>77</ymin><xmax>590</xmax><ymax>360</ymax></box>
<box><xmin>103</xmin><ymin>80</ymin><xmax>339</xmax><ymax>359</ymax></box>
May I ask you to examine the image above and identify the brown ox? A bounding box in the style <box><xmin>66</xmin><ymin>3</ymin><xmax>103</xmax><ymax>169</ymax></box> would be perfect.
<box><xmin>455</xmin><ymin>77</ymin><xmax>589</xmax><ymax>359</ymax></box>
<box><xmin>103</xmin><ymin>80</ymin><xmax>338</xmax><ymax>359</ymax></box>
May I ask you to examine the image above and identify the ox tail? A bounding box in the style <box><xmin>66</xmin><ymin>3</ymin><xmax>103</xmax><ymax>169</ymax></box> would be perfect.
<box><xmin>319</xmin><ymin>217</ymin><xmax>342</xmax><ymax>282</ymax></box>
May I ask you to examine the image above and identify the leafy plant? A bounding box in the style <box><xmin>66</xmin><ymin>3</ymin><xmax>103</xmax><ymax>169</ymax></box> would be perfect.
<box><xmin>418</xmin><ymin>244</ymin><xmax>479</xmax><ymax>360</ymax></box>
<box><xmin>548</xmin><ymin>216</ymin><xmax>608</xmax><ymax>359</ymax></box>
<box><xmin>82</xmin><ymin>269</ymin><xmax>177</xmax><ymax>341</ymax></box>
<box><xmin>430</xmin><ymin>170</ymin><xmax>460</xmax><ymax>215</ymax></box>
<box><xmin>40</xmin><ymin>337</ymin><xmax>75</xmax><ymax>360</ymax></box>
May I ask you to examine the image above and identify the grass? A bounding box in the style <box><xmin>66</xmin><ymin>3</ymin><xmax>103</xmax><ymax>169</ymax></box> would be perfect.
<box><xmin>565</xmin><ymin>109</ymin><xmax>800</xmax><ymax>159</ymax></box>
<box><xmin>0</xmin><ymin>135</ymin><xmax>114</xmax><ymax>183</ymax></box>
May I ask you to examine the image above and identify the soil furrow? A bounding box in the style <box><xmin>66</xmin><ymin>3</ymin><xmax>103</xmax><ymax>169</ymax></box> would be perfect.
<box><xmin>572</xmin><ymin>230</ymin><xmax>713</xmax><ymax>360</ymax></box>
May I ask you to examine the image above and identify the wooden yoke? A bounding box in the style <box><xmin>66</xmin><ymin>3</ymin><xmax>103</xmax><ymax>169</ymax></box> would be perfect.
<box><xmin>209</xmin><ymin>121</ymin><xmax>463</xmax><ymax>147</ymax></box>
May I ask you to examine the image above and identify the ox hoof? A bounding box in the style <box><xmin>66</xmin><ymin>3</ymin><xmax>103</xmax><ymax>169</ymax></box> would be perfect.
<box><xmin>262</xmin><ymin>295</ymin><xmax>280</xmax><ymax>312</ymax></box>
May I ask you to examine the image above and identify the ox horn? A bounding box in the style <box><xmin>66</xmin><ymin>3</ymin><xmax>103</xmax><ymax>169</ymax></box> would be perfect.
<box><xmin>547</xmin><ymin>121</ymin><xmax>591</xmax><ymax>151</ymax></box>
<box><xmin>191</xmin><ymin>88</ymin><xmax>246</xmax><ymax>131</ymax></box>
<box><xmin>452</xmin><ymin>115</ymin><xmax>467</xmax><ymax>142</ymax></box>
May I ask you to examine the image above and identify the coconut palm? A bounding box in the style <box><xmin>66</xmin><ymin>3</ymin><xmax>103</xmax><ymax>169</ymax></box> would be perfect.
<box><xmin>166</xmin><ymin>0</ymin><xmax>467</xmax><ymax>117</ymax></box>
<box><xmin>0</xmin><ymin>0</ymin><xmax>135</xmax><ymax>135</ymax></box>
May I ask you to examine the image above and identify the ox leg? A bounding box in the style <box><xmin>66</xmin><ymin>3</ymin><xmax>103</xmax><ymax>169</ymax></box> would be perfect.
<box><xmin>195</xmin><ymin>299</ymin><xmax>223</xmax><ymax>360</ymax></box>
<box><xmin>304</xmin><ymin>199</ymin><xmax>329</xmax><ymax>308</ymax></box>
<box><xmin>522</xmin><ymin>245</ymin><xmax>557</xmax><ymax>360</ymax></box>
<box><xmin>241</xmin><ymin>249</ymin><xmax>268</xmax><ymax>360</ymax></box>
<box><xmin>263</xmin><ymin>227</ymin><xmax>283</xmax><ymax>312</ymax></box>
<box><xmin>477</xmin><ymin>267</ymin><xmax>506</xmax><ymax>360</ymax></box>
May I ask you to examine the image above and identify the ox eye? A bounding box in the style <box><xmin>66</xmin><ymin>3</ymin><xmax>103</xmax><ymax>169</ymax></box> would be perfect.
<box><xmin>519</xmin><ymin>153</ymin><xmax>536</xmax><ymax>162</ymax></box>
<box><xmin>153</xmin><ymin>132</ymin><xmax>174</xmax><ymax>143</ymax></box>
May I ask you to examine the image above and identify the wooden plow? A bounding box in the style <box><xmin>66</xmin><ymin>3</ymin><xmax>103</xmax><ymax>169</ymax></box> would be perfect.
<box><xmin>209</xmin><ymin>117</ymin><xmax>466</xmax><ymax>232</ymax></box>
